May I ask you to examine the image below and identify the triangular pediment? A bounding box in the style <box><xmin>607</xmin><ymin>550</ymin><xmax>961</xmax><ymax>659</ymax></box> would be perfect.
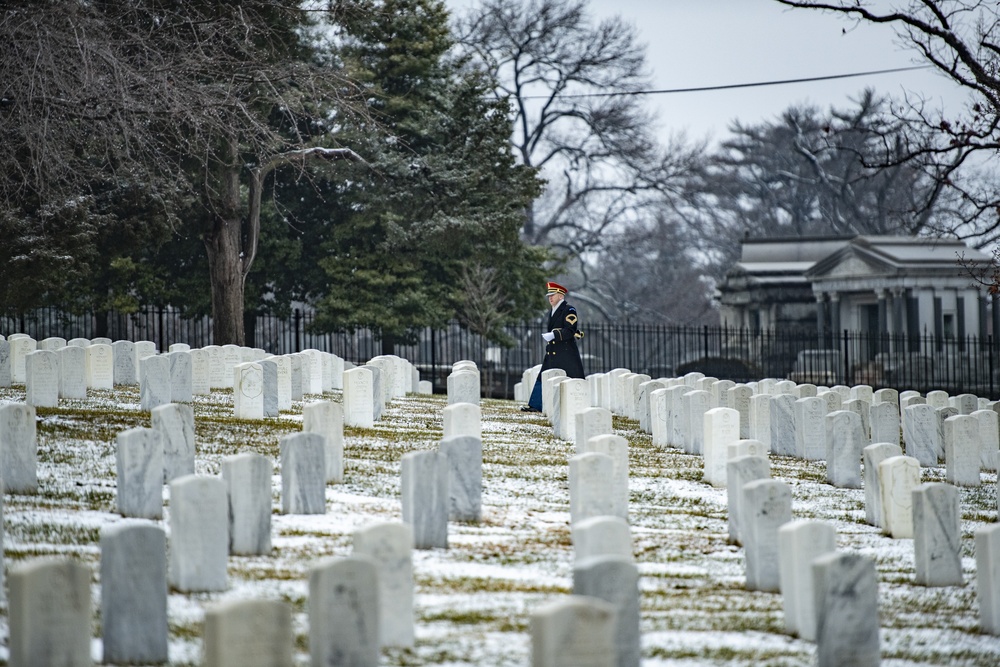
<box><xmin>826</xmin><ymin>253</ymin><xmax>883</xmax><ymax>278</ymax></box>
<box><xmin>807</xmin><ymin>244</ymin><xmax>894</xmax><ymax>280</ymax></box>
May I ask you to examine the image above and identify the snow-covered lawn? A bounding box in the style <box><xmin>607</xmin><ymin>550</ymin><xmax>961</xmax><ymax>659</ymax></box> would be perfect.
<box><xmin>1</xmin><ymin>384</ymin><xmax>998</xmax><ymax>666</ymax></box>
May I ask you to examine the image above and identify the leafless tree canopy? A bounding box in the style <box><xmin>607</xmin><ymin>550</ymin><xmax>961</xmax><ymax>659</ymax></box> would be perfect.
<box><xmin>1</xmin><ymin>1</ymin><xmax>368</xmax><ymax>343</ymax></box>
<box><xmin>455</xmin><ymin>0</ymin><xmax>702</xmax><ymax>258</ymax></box>
<box><xmin>680</xmin><ymin>91</ymin><xmax>959</xmax><ymax>274</ymax></box>
<box><xmin>582</xmin><ymin>211</ymin><xmax>718</xmax><ymax>325</ymax></box>
<box><xmin>2</xmin><ymin>2</ymin><xmax>357</xmax><ymax>211</ymax></box>
<box><xmin>775</xmin><ymin>0</ymin><xmax>1000</xmax><ymax>247</ymax></box>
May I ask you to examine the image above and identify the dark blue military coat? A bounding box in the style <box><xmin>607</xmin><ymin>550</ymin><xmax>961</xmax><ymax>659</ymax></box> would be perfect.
<box><xmin>541</xmin><ymin>300</ymin><xmax>585</xmax><ymax>378</ymax></box>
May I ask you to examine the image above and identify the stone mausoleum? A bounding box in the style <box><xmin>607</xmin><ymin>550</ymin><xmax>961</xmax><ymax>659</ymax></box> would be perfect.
<box><xmin>717</xmin><ymin>235</ymin><xmax>997</xmax><ymax>344</ymax></box>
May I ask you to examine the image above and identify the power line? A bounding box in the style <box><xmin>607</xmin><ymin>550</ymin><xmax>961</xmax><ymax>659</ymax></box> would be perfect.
<box><xmin>526</xmin><ymin>65</ymin><xmax>932</xmax><ymax>99</ymax></box>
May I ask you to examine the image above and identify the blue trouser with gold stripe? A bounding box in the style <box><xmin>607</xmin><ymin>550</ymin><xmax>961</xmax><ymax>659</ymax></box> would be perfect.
<box><xmin>527</xmin><ymin>377</ymin><xmax>543</xmax><ymax>411</ymax></box>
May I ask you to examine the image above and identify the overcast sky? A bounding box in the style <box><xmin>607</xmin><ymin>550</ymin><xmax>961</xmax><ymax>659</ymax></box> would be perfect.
<box><xmin>446</xmin><ymin>0</ymin><xmax>969</xmax><ymax>144</ymax></box>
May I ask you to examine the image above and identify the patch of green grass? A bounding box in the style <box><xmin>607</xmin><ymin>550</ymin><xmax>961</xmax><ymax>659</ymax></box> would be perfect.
<box><xmin>5</xmin><ymin>547</ymin><xmax>100</xmax><ymax>563</ymax></box>
<box><xmin>37</xmin><ymin>405</ymin><xmax>146</xmax><ymax>436</ymax></box>
<box><xmin>417</xmin><ymin>575</ymin><xmax>569</xmax><ymax>596</ymax></box>
<box><xmin>168</xmin><ymin>619</ymin><xmax>203</xmax><ymax>642</ymax></box>
<box><xmin>7</xmin><ymin>520</ymin><xmax>102</xmax><ymax>547</ymax></box>
<box><xmin>82</xmin><ymin>487</ymin><xmax>117</xmax><ymax>511</ymax></box>
<box><xmin>228</xmin><ymin>562</ymin><xmax>306</xmax><ymax>583</ymax></box>
<box><xmin>647</xmin><ymin>644</ymin><xmax>809</xmax><ymax>663</ymax></box>
<box><xmin>421</xmin><ymin>608</ymin><xmax>527</xmax><ymax>632</ymax></box>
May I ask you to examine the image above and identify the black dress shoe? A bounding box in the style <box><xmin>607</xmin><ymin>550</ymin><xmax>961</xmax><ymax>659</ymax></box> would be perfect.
<box><xmin>520</xmin><ymin>406</ymin><xmax>541</xmax><ymax>412</ymax></box>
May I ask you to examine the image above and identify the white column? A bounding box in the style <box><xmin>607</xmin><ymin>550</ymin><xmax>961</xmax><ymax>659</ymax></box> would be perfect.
<box><xmin>962</xmin><ymin>289</ymin><xmax>980</xmax><ymax>340</ymax></box>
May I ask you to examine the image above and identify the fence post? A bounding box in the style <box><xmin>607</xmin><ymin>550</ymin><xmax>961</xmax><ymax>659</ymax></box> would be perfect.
<box><xmin>986</xmin><ymin>335</ymin><xmax>996</xmax><ymax>398</ymax></box>
<box><xmin>842</xmin><ymin>329</ymin><xmax>850</xmax><ymax>386</ymax></box>
<box><xmin>294</xmin><ymin>308</ymin><xmax>302</xmax><ymax>352</ymax></box>
<box><xmin>431</xmin><ymin>327</ymin><xmax>437</xmax><ymax>394</ymax></box>
<box><xmin>158</xmin><ymin>307</ymin><xmax>166</xmax><ymax>352</ymax></box>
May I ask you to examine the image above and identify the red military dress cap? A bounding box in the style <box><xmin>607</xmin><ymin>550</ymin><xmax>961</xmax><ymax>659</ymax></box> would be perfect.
<box><xmin>546</xmin><ymin>281</ymin><xmax>568</xmax><ymax>295</ymax></box>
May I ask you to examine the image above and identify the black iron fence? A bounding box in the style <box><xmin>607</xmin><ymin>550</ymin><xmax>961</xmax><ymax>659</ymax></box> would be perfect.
<box><xmin>4</xmin><ymin>306</ymin><xmax>1000</xmax><ymax>399</ymax></box>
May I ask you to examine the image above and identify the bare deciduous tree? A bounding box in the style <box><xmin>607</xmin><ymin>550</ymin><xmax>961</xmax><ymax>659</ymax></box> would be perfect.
<box><xmin>455</xmin><ymin>0</ymin><xmax>701</xmax><ymax>259</ymax></box>
<box><xmin>775</xmin><ymin>1</ymin><xmax>1000</xmax><ymax>249</ymax></box>
<box><xmin>583</xmin><ymin>211</ymin><xmax>717</xmax><ymax>325</ymax></box>
<box><xmin>681</xmin><ymin>92</ymin><xmax>959</xmax><ymax>276</ymax></box>
<box><xmin>1</xmin><ymin>1</ymin><xmax>367</xmax><ymax>343</ymax></box>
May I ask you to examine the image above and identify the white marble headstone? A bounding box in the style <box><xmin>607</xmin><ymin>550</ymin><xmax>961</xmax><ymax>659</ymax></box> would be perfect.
<box><xmin>233</xmin><ymin>361</ymin><xmax>265</xmax><ymax>420</ymax></box>
<box><xmin>86</xmin><ymin>342</ymin><xmax>114</xmax><ymax>390</ymax></box>
<box><xmin>58</xmin><ymin>344</ymin><xmax>87</xmax><ymax>400</ymax></box>
<box><xmin>151</xmin><ymin>403</ymin><xmax>195</xmax><ymax>483</ymax></box>
<box><xmin>530</xmin><ymin>596</ymin><xmax>616</xmax><ymax>667</ymax></box>
<box><xmin>221</xmin><ymin>453</ymin><xmax>273</xmax><ymax>556</ymax></box>
<box><xmin>0</xmin><ymin>402</ymin><xmax>37</xmax><ymax>493</ymax></box>
<box><xmin>343</xmin><ymin>366</ymin><xmax>375</xmax><ymax>428</ymax></box>
<box><xmin>203</xmin><ymin>598</ymin><xmax>293</xmax><ymax>667</ymax></box>
<box><xmin>308</xmin><ymin>556</ymin><xmax>380</xmax><ymax>667</ymax></box>
<box><xmin>8</xmin><ymin>558</ymin><xmax>91</xmax><ymax>666</ymax></box>
<box><xmin>101</xmin><ymin>522</ymin><xmax>169</xmax><ymax>664</ymax></box>
<box><xmin>878</xmin><ymin>455</ymin><xmax>921</xmax><ymax>538</ymax></box>
<box><xmin>569</xmin><ymin>452</ymin><xmax>616</xmax><ymax>524</ymax></box>
<box><xmin>24</xmin><ymin>349</ymin><xmax>59</xmax><ymax>408</ymax></box>
<box><xmin>303</xmin><ymin>401</ymin><xmax>344</xmax><ymax>483</ymax></box>
<box><xmin>168</xmin><ymin>474</ymin><xmax>229</xmax><ymax>592</ymax></box>
<box><xmin>353</xmin><ymin>522</ymin><xmax>415</xmax><ymax>648</ymax></box>
<box><xmin>439</xmin><ymin>434</ymin><xmax>482</xmax><ymax>523</ymax></box>
<box><xmin>116</xmin><ymin>427</ymin><xmax>163</xmax><ymax>519</ymax></box>
<box><xmin>279</xmin><ymin>432</ymin><xmax>326</xmax><ymax>515</ymax></box>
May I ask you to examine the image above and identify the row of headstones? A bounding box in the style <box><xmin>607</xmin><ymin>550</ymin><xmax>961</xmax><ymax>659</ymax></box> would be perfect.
<box><xmin>725</xmin><ymin>450</ymin><xmax>1000</xmax><ymax>655</ymax></box>
<box><xmin>563</xmin><ymin>431</ymin><xmax>638</xmax><ymax>667</ymax></box>
<box><xmin>520</xmin><ymin>364</ymin><xmax>1000</xmax><ymax>494</ymax></box>
<box><xmin>519</xmin><ymin>364</ymin><xmax>1000</xmax><ymax>518</ymax></box>
<box><xmin>0</xmin><ymin>399</ymin><xmax>345</xmax><ymax>561</ymax></box>
<box><xmin>401</xmin><ymin>362</ymin><xmax>485</xmax><ymax>547</ymax></box>
<box><xmin>0</xmin><ymin>394</ymin><xmax>344</xmax><ymax>606</ymax></box>
<box><xmin>443</xmin><ymin>362</ymin><xmax>637</xmax><ymax>666</ymax></box>
<box><xmin>0</xmin><ymin>389</ymin><xmax>417</xmax><ymax>665</ymax></box>
<box><xmin>0</xmin><ymin>394</ymin><xmax>346</xmax><ymax>495</ymax></box>
<box><xmin>0</xmin><ymin>347</ymin><xmax>431</xmax><ymax>518</ymax></box>
<box><xmin>6</xmin><ymin>533</ymin><xmax>658</xmax><ymax>667</ymax></box>
<box><xmin>242</xmin><ymin>352</ymin><xmax>434</xmax><ymax>423</ymax></box>
<box><xmin>651</xmin><ymin>375</ymin><xmax>1000</xmax><ymax>483</ymax></box>
<box><xmin>408</xmin><ymin>361</ymin><xmax>642</xmax><ymax>667</ymax></box>
<box><xmin>6</xmin><ymin>518</ymin><xmax>417</xmax><ymax>666</ymax></box>
<box><xmin>2</xmin><ymin>334</ymin><xmax>300</xmax><ymax>393</ymax></box>
<box><xmin>574</xmin><ymin>436</ymin><xmax>999</xmax><ymax>664</ymax></box>
<box><xmin>0</xmin><ymin>332</ymin><xmax>437</xmax><ymax>421</ymax></box>
<box><xmin>0</xmin><ymin>351</ymin><xmax>485</xmax><ymax>665</ymax></box>
<box><xmin>544</xmin><ymin>424</ymin><xmax>927</xmax><ymax>666</ymax></box>
<box><xmin>521</xmin><ymin>366</ymin><xmax>1000</xmax><ymax>656</ymax></box>
<box><xmin>340</xmin><ymin>354</ymin><xmax>435</xmax><ymax>427</ymax></box>
<box><xmin>517</xmin><ymin>362</ymin><xmax>995</xmax><ymax>432</ymax></box>
<box><xmin>569</xmin><ymin>372</ymin><xmax>1000</xmax><ymax>621</ymax></box>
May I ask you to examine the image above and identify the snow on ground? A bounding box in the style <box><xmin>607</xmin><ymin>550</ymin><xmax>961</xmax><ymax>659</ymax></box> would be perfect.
<box><xmin>0</xmin><ymin>383</ymin><xmax>998</xmax><ymax>666</ymax></box>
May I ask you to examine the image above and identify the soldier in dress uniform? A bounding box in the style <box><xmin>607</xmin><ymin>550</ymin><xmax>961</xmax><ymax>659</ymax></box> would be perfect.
<box><xmin>521</xmin><ymin>281</ymin><xmax>585</xmax><ymax>413</ymax></box>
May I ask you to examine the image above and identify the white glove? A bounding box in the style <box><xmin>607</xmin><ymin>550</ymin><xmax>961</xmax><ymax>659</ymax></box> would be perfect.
<box><xmin>542</xmin><ymin>332</ymin><xmax>555</xmax><ymax>342</ymax></box>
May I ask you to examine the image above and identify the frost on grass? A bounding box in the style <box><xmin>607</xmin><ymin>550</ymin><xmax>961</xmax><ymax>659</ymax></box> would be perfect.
<box><xmin>0</xmin><ymin>382</ymin><xmax>998</xmax><ymax>666</ymax></box>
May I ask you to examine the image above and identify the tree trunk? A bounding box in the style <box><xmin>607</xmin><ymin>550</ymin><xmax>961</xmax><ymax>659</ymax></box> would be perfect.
<box><xmin>523</xmin><ymin>203</ymin><xmax>535</xmax><ymax>242</ymax></box>
<box><xmin>204</xmin><ymin>213</ymin><xmax>245</xmax><ymax>346</ymax></box>
<box><xmin>203</xmin><ymin>145</ymin><xmax>363</xmax><ymax>347</ymax></box>
<box><xmin>204</xmin><ymin>137</ymin><xmax>246</xmax><ymax>346</ymax></box>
